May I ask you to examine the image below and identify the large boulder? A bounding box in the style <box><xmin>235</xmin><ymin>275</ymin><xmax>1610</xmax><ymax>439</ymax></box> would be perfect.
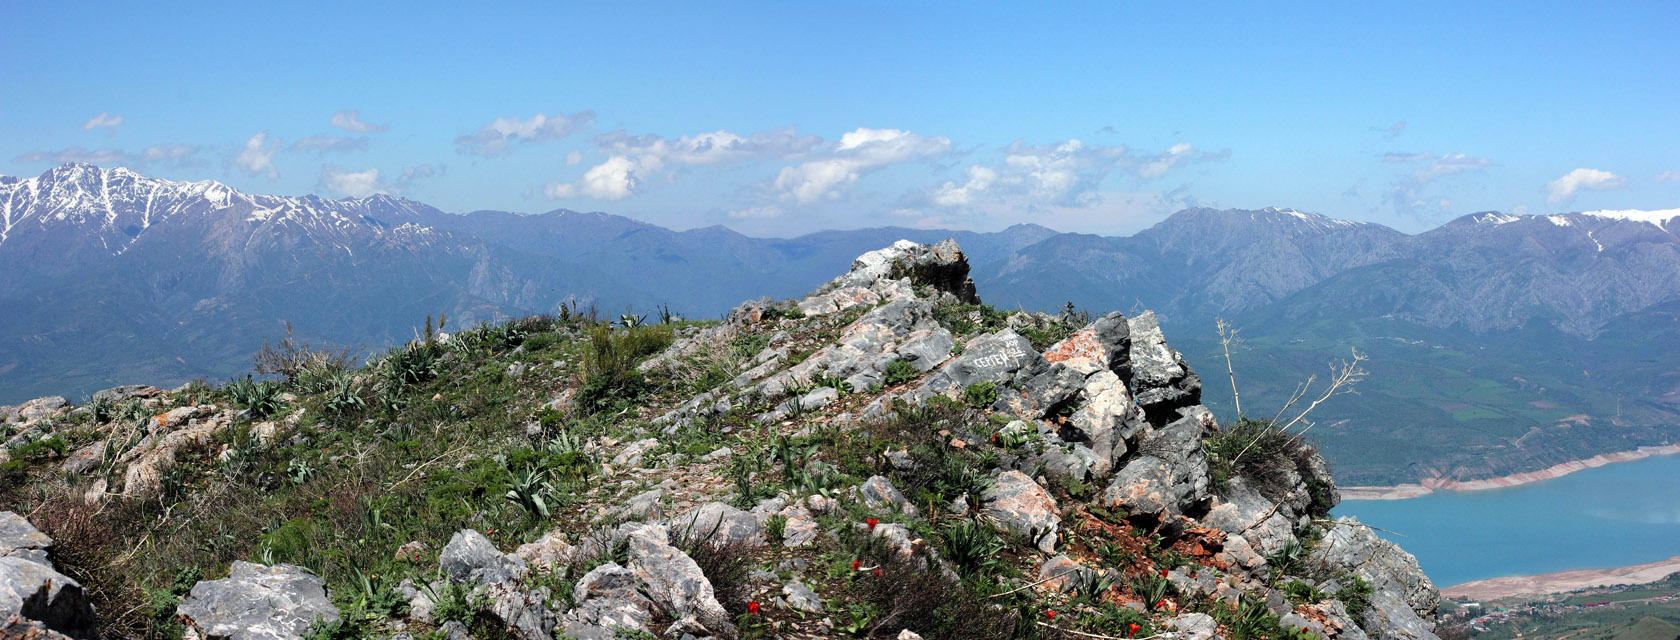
<box><xmin>0</xmin><ymin>512</ymin><xmax>53</xmax><ymax>565</ymax></box>
<box><xmin>829</xmin><ymin>239</ymin><xmax>979</xmax><ymax>304</ymax></box>
<box><xmin>1125</xmin><ymin>312</ymin><xmax>1202</xmax><ymax>422</ymax></box>
<box><xmin>440</xmin><ymin>529</ymin><xmax>526</xmax><ymax>586</ymax></box>
<box><xmin>921</xmin><ymin>330</ymin><xmax>1044</xmax><ymax>394</ymax></box>
<box><xmin>176</xmin><ymin>562</ymin><xmax>338</xmax><ymax>640</ymax></box>
<box><xmin>620</xmin><ymin>523</ymin><xmax>736</xmax><ymax>637</ymax></box>
<box><xmin>560</xmin><ymin>562</ymin><xmax>656</xmax><ymax>639</ymax></box>
<box><xmin>670</xmin><ymin>502</ymin><xmax>765</xmax><ymax>547</ymax></box>
<box><xmin>0</xmin><ymin>558</ymin><xmax>94</xmax><ymax>640</ymax></box>
<box><xmin>982</xmin><ymin>471</ymin><xmax>1061</xmax><ymax>552</ymax></box>
<box><xmin>1319</xmin><ymin>518</ymin><xmax>1440</xmax><ymax>620</ymax></box>
<box><xmin>91</xmin><ymin>385</ymin><xmax>164</xmax><ymax>405</ymax></box>
<box><xmin>0</xmin><ymin>512</ymin><xmax>93</xmax><ymax>639</ymax></box>
<box><xmin>1103</xmin><ymin>414</ymin><xmax>1213</xmax><ymax>525</ymax></box>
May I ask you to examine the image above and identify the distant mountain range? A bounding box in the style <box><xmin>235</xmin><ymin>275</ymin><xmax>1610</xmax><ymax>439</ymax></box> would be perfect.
<box><xmin>4</xmin><ymin>163</ymin><xmax>1677</xmax><ymax>484</ymax></box>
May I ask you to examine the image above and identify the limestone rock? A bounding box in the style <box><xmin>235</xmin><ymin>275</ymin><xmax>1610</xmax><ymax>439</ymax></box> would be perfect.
<box><xmin>620</xmin><ymin>522</ymin><xmax>735</xmax><ymax>637</ymax></box>
<box><xmin>1168</xmin><ymin>612</ymin><xmax>1219</xmax><ymax>640</ymax></box>
<box><xmin>0</xmin><ymin>512</ymin><xmax>52</xmax><ymax>564</ymax></box>
<box><xmin>1102</xmin><ymin>414</ymin><xmax>1212</xmax><ymax>524</ymax></box>
<box><xmin>782</xmin><ymin>578</ymin><xmax>823</xmax><ymax>613</ymax></box>
<box><xmin>440</xmin><ymin>530</ymin><xmax>526</xmax><ymax>586</ymax></box>
<box><xmin>859</xmin><ymin>476</ymin><xmax>919</xmax><ymax>518</ymax></box>
<box><xmin>176</xmin><ymin>562</ymin><xmax>337</xmax><ymax>640</ymax></box>
<box><xmin>982</xmin><ymin>470</ymin><xmax>1061</xmax><ymax>552</ymax></box>
<box><xmin>562</xmin><ymin>562</ymin><xmax>655</xmax><ymax>639</ymax></box>
<box><xmin>1319</xmin><ymin>517</ymin><xmax>1439</xmax><ymax>621</ymax></box>
<box><xmin>670</xmin><ymin>502</ymin><xmax>765</xmax><ymax>547</ymax></box>
<box><xmin>1125</xmin><ymin>312</ymin><xmax>1202</xmax><ymax>421</ymax></box>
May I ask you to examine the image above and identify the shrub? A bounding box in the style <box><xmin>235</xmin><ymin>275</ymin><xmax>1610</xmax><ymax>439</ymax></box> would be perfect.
<box><xmin>383</xmin><ymin>342</ymin><xmax>441</xmax><ymax>388</ymax></box>
<box><xmin>225</xmin><ymin>375</ymin><xmax>285</xmax><ymax>419</ymax></box>
<box><xmin>321</xmin><ymin>372</ymin><xmax>366</xmax><ymax>422</ymax></box>
<box><xmin>939</xmin><ymin>519</ymin><xmax>1004</xmax><ymax>577</ymax></box>
<box><xmin>931</xmin><ymin>303</ymin><xmax>1009</xmax><ymax>337</ymax></box>
<box><xmin>1205</xmin><ymin>417</ymin><xmax>1334</xmax><ymax>515</ymax></box>
<box><xmin>841</xmin><ymin>545</ymin><xmax>1019</xmax><ymax>639</ymax></box>
<box><xmin>577</xmin><ymin>324</ymin><xmax>671</xmax><ymax>413</ymax></box>
<box><xmin>252</xmin><ymin>321</ymin><xmax>360</xmax><ymax>382</ymax></box>
<box><xmin>962</xmin><ymin>382</ymin><xmax>997</xmax><ymax>409</ymax></box>
<box><xmin>882</xmin><ymin>359</ymin><xmax>919</xmax><ymax>387</ymax></box>
<box><xmin>672</xmin><ymin>526</ymin><xmax>754</xmax><ymax>613</ymax></box>
<box><xmin>762</xmin><ymin>306</ymin><xmax>805</xmax><ymax>321</ymax></box>
<box><xmin>764</xmin><ymin>514</ymin><xmax>788</xmax><ymax>545</ymax></box>
<box><xmin>1335</xmin><ymin>575</ymin><xmax>1374</xmax><ymax>628</ymax></box>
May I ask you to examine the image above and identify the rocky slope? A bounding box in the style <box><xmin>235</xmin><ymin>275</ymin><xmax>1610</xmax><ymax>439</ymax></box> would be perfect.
<box><xmin>1</xmin><ymin>240</ymin><xmax>1438</xmax><ymax>640</ymax></box>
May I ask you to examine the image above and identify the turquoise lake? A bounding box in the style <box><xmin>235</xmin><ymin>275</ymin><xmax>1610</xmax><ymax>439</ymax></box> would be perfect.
<box><xmin>1328</xmin><ymin>453</ymin><xmax>1680</xmax><ymax>589</ymax></box>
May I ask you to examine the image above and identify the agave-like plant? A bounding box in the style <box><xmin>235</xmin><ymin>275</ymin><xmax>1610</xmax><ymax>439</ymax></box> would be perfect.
<box><xmin>505</xmin><ymin>465</ymin><xmax>555</xmax><ymax>519</ymax></box>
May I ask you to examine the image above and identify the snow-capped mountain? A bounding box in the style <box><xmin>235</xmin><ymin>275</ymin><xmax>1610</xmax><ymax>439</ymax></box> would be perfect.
<box><xmin>0</xmin><ymin>164</ymin><xmax>446</xmax><ymax>278</ymax></box>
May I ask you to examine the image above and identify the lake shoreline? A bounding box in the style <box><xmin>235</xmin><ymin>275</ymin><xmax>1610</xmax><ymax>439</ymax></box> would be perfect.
<box><xmin>1341</xmin><ymin>444</ymin><xmax>1680</xmax><ymax>501</ymax></box>
<box><xmin>1443</xmin><ymin>554</ymin><xmax>1680</xmax><ymax>601</ymax></box>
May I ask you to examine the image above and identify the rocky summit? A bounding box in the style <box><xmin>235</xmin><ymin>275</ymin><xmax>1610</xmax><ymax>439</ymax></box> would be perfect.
<box><xmin>0</xmin><ymin>240</ymin><xmax>1437</xmax><ymax>640</ymax></box>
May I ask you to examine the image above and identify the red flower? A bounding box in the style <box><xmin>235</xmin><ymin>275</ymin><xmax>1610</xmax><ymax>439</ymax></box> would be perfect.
<box><xmin>486</xmin><ymin>528</ymin><xmax>495</xmax><ymax>535</ymax></box>
<box><xmin>851</xmin><ymin>559</ymin><xmax>861</xmax><ymax>571</ymax></box>
<box><xmin>865</xmin><ymin>518</ymin><xmax>879</xmax><ymax>530</ymax></box>
<box><xmin>1128</xmin><ymin>623</ymin><xmax>1141</xmax><ymax>637</ymax></box>
<box><xmin>1160</xmin><ymin>568</ymin><xmax>1169</xmax><ymax>578</ymax></box>
<box><xmin>747</xmin><ymin>601</ymin><xmax>761</xmax><ymax>615</ymax></box>
<box><xmin>873</xmin><ymin>568</ymin><xmax>883</xmax><ymax>578</ymax></box>
<box><xmin>1045</xmin><ymin>609</ymin><xmax>1057</xmax><ymax>619</ymax></box>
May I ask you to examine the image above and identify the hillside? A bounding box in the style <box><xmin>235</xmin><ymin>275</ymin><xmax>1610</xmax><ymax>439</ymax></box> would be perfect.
<box><xmin>0</xmin><ymin>240</ymin><xmax>1440</xmax><ymax>640</ymax></box>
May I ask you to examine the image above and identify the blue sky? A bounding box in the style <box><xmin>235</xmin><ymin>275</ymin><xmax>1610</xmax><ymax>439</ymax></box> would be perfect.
<box><xmin>3</xmin><ymin>1</ymin><xmax>1676</xmax><ymax>235</ymax></box>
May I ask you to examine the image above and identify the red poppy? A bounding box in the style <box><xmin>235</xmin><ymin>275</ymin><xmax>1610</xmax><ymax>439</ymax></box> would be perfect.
<box><xmin>747</xmin><ymin>601</ymin><xmax>761</xmax><ymax>615</ymax></box>
<box><xmin>1128</xmin><ymin>623</ymin><xmax>1141</xmax><ymax>637</ymax></box>
<box><xmin>865</xmin><ymin>518</ymin><xmax>879</xmax><ymax>530</ymax></box>
<box><xmin>873</xmin><ymin>568</ymin><xmax>883</xmax><ymax>578</ymax></box>
<box><xmin>851</xmin><ymin>559</ymin><xmax>861</xmax><ymax>571</ymax></box>
<box><xmin>1045</xmin><ymin>610</ymin><xmax>1057</xmax><ymax>619</ymax></box>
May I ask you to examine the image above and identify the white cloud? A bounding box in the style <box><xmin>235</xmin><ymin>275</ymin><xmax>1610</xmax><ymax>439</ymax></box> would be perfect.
<box><xmin>235</xmin><ymin>132</ymin><xmax>279</xmax><ymax>179</ymax></box>
<box><xmin>932</xmin><ymin>165</ymin><xmax>998</xmax><ymax>206</ymax></box>
<box><xmin>727</xmin><ymin>205</ymin><xmax>783</xmax><ymax>219</ymax></box>
<box><xmin>1652</xmin><ymin>170</ymin><xmax>1680</xmax><ymax>183</ymax></box>
<box><xmin>565</xmin><ymin>150</ymin><xmax>583</xmax><ymax>166</ymax></box>
<box><xmin>330</xmin><ymin>110</ymin><xmax>388</xmax><ymax>133</ymax></box>
<box><xmin>772</xmin><ymin>128</ymin><xmax>951</xmax><ymax>203</ymax></box>
<box><xmin>1546</xmin><ymin>168</ymin><xmax>1626</xmax><ymax>203</ymax></box>
<box><xmin>552</xmin><ymin>155</ymin><xmax>639</xmax><ymax>200</ymax></box>
<box><xmin>1382</xmin><ymin>151</ymin><xmax>1435</xmax><ymax>163</ymax></box>
<box><xmin>13</xmin><ymin>145</ymin><xmax>199</xmax><ymax>168</ymax></box>
<box><xmin>140</xmin><ymin>145</ymin><xmax>200</xmax><ymax>168</ymax></box>
<box><xmin>1412</xmin><ymin>152</ymin><xmax>1491</xmax><ymax>182</ymax></box>
<box><xmin>549</xmin><ymin>127</ymin><xmax>825</xmax><ymax>200</ymax></box>
<box><xmin>595</xmin><ymin>127</ymin><xmax>821</xmax><ymax>171</ymax></box>
<box><xmin>12</xmin><ymin>147</ymin><xmax>132</xmax><ymax>165</ymax></box>
<box><xmin>1382</xmin><ymin>151</ymin><xmax>1494</xmax><ymax>216</ymax></box>
<box><xmin>1138</xmin><ymin>142</ymin><xmax>1196</xmax><ymax>179</ymax></box>
<box><xmin>316</xmin><ymin>164</ymin><xmax>438</xmax><ymax>199</ymax></box>
<box><xmin>290</xmin><ymin>135</ymin><xmax>368</xmax><ymax>153</ymax></box>
<box><xmin>919</xmin><ymin>139</ymin><xmax>1223</xmax><ymax>213</ymax></box>
<box><xmin>319</xmin><ymin>167</ymin><xmax>386</xmax><ymax>198</ymax></box>
<box><xmin>456</xmin><ymin>110</ymin><xmax>595</xmax><ymax>156</ymax></box>
<box><xmin>83</xmin><ymin>112</ymin><xmax>124</xmax><ymax>132</ymax></box>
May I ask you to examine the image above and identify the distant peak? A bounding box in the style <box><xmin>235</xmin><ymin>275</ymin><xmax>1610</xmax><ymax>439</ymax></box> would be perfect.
<box><xmin>1572</xmin><ymin>208</ymin><xmax>1680</xmax><ymax>228</ymax></box>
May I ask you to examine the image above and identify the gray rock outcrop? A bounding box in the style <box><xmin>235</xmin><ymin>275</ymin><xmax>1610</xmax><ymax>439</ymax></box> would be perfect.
<box><xmin>176</xmin><ymin>562</ymin><xmax>337</xmax><ymax>640</ymax></box>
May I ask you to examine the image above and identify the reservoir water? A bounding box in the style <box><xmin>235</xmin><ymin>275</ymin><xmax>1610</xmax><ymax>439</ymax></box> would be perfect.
<box><xmin>1329</xmin><ymin>452</ymin><xmax>1680</xmax><ymax>588</ymax></box>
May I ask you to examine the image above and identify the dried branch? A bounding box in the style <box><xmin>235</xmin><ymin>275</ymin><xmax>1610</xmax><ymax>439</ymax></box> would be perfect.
<box><xmin>1217</xmin><ymin>317</ymin><xmax>1244</xmax><ymax>420</ymax></box>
